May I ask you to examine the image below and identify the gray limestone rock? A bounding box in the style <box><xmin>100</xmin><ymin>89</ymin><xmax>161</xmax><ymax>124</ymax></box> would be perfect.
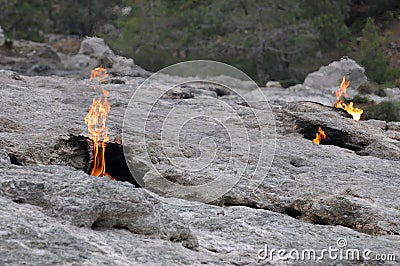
<box><xmin>78</xmin><ymin>37</ymin><xmax>116</xmax><ymax>66</ymax></box>
<box><xmin>303</xmin><ymin>57</ymin><xmax>368</xmax><ymax>90</ymax></box>
<box><xmin>0</xmin><ymin>54</ymin><xmax>399</xmax><ymax>264</ymax></box>
<box><xmin>0</xmin><ymin>150</ymin><xmax>10</xmax><ymax>166</ymax></box>
<box><xmin>0</xmin><ymin>26</ymin><xmax>4</xmax><ymax>46</ymax></box>
<box><xmin>76</xmin><ymin>37</ymin><xmax>149</xmax><ymax>77</ymax></box>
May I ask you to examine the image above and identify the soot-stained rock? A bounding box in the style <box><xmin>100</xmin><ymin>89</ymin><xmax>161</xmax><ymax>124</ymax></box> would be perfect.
<box><xmin>55</xmin><ymin>135</ymin><xmax>142</xmax><ymax>187</ymax></box>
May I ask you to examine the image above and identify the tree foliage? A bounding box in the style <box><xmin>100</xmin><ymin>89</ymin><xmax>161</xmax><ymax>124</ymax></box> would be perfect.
<box><xmin>357</xmin><ymin>17</ymin><xmax>400</xmax><ymax>84</ymax></box>
<box><xmin>0</xmin><ymin>0</ymin><xmax>399</xmax><ymax>85</ymax></box>
<box><xmin>301</xmin><ymin>0</ymin><xmax>351</xmax><ymax>50</ymax></box>
<box><xmin>55</xmin><ymin>0</ymin><xmax>124</xmax><ymax>35</ymax></box>
<box><xmin>108</xmin><ymin>0</ymin><xmax>322</xmax><ymax>85</ymax></box>
<box><xmin>0</xmin><ymin>0</ymin><xmax>53</xmax><ymax>41</ymax></box>
<box><xmin>0</xmin><ymin>0</ymin><xmax>122</xmax><ymax>39</ymax></box>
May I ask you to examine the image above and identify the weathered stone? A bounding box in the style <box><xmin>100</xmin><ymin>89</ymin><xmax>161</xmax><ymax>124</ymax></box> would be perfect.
<box><xmin>253</xmin><ymin>83</ymin><xmax>335</xmax><ymax>106</ymax></box>
<box><xmin>358</xmin><ymin>139</ymin><xmax>400</xmax><ymax>161</ymax></box>
<box><xmin>303</xmin><ymin>57</ymin><xmax>368</xmax><ymax>90</ymax></box>
<box><xmin>66</xmin><ymin>54</ymin><xmax>97</xmax><ymax>69</ymax></box>
<box><xmin>0</xmin><ymin>26</ymin><xmax>4</xmax><ymax>46</ymax></box>
<box><xmin>388</xmin><ymin>121</ymin><xmax>400</xmax><ymax>131</ymax></box>
<box><xmin>0</xmin><ymin>37</ymin><xmax>148</xmax><ymax>78</ymax></box>
<box><xmin>266</xmin><ymin>81</ymin><xmax>282</xmax><ymax>88</ymax></box>
<box><xmin>0</xmin><ymin>40</ymin><xmax>60</xmax><ymax>76</ymax></box>
<box><xmin>1</xmin><ymin>164</ymin><xmax>399</xmax><ymax>265</ymax></box>
<box><xmin>72</xmin><ymin>37</ymin><xmax>149</xmax><ymax>77</ymax></box>
<box><xmin>361</xmin><ymin>119</ymin><xmax>387</xmax><ymax>130</ymax></box>
<box><xmin>78</xmin><ymin>37</ymin><xmax>116</xmax><ymax>66</ymax></box>
<box><xmin>0</xmin><ymin>69</ymin><xmax>24</xmax><ymax>81</ymax></box>
<box><xmin>384</xmin><ymin>87</ymin><xmax>400</xmax><ymax>101</ymax></box>
<box><xmin>109</xmin><ymin>55</ymin><xmax>149</xmax><ymax>77</ymax></box>
<box><xmin>0</xmin><ymin>52</ymin><xmax>399</xmax><ymax>264</ymax></box>
<box><xmin>0</xmin><ymin>150</ymin><xmax>10</xmax><ymax>166</ymax></box>
<box><xmin>46</xmin><ymin>34</ymin><xmax>81</xmax><ymax>55</ymax></box>
<box><xmin>386</xmin><ymin>130</ymin><xmax>400</xmax><ymax>141</ymax></box>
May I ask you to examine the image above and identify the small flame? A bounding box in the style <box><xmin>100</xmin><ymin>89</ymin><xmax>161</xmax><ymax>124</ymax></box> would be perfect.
<box><xmin>333</xmin><ymin>76</ymin><xmax>363</xmax><ymax>121</ymax></box>
<box><xmin>90</xmin><ymin>67</ymin><xmax>109</xmax><ymax>84</ymax></box>
<box><xmin>85</xmin><ymin>67</ymin><xmax>112</xmax><ymax>178</ymax></box>
<box><xmin>336</xmin><ymin>76</ymin><xmax>350</xmax><ymax>99</ymax></box>
<box><xmin>312</xmin><ymin>127</ymin><xmax>327</xmax><ymax>144</ymax></box>
<box><xmin>334</xmin><ymin>100</ymin><xmax>363</xmax><ymax>121</ymax></box>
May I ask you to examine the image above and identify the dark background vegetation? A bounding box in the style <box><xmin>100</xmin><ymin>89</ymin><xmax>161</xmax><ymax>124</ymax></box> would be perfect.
<box><xmin>1</xmin><ymin>0</ymin><xmax>400</xmax><ymax>86</ymax></box>
<box><xmin>1</xmin><ymin>1</ymin><xmax>400</xmax><ymax>121</ymax></box>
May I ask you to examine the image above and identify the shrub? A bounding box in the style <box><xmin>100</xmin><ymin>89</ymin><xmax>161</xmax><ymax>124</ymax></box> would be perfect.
<box><xmin>351</xmin><ymin>94</ymin><xmax>374</xmax><ymax>104</ymax></box>
<box><xmin>313</xmin><ymin>14</ymin><xmax>351</xmax><ymax>50</ymax></box>
<box><xmin>357</xmin><ymin>17</ymin><xmax>400</xmax><ymax>84</ymax></box>
<box><xmin>363</xmin><ymin>101</ymin><xmax>400</xmax><ymax>122</ymax></box>
<box><xmin>357</xmin><ymin>82</ymin><xmax>386</xmax><ymax>96</ymax></box>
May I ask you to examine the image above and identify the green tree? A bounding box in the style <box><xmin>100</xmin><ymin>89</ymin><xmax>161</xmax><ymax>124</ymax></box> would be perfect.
<box><xmin>0</xmin><ymin>0</ymin><xmax>124</xmax><ymax>40</ymax></box>
<box><xmin>301</xmin><ymin>0</ymin><xmax>351</xmax><ymax>50</ymax></box>
<box><xmin>313</xmin><ymin>14</ymin><xmax>350</xmax><ymax>50</ymax></box>
<box><xmin>111</xmin><ymin>0</ymin><xmax>319</xmax><ymax>85</ymax></box>
<box><xmin>55</xmin><ymin>0</ymin><xmax>123</xmax><ymax>36</ymax></box>
<box><xmin>357</xmin><ymin>17</ymin><xmax>399</xmax><ymax>84</ymax></box>
<box><xmin>0</xmin><ymin>0</ymin><xmax>53</xmax><ymax>41</ymax></box>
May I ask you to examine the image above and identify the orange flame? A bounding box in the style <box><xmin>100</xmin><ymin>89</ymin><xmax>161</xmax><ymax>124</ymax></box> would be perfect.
<box><xmin>312</xmin><ymin>127</ymin><xmax>327</xmax><ymax>144</ymax></box>
<box><xmin>85</xmin><ymin>67</ymin><xmax>112</xmax><ymax>178</ymax></box>
<box><xmin>336</xmin><ymin>76</ymin><xmax>350</xmax><ymax>99</ymax></box>
<box><xmin>334</xmin><ymin>100</ymin><xmax>363</xmax><ymax>121</ymax></box>
<box><xmin>90</xmin><ymin>67</ymin><xmax>109</xmax><ymax>84</ymax></box>
<box><xmin>334</xmin><ymin>76</ymin><xmax>363</xmax><ymax>121</ymax></box>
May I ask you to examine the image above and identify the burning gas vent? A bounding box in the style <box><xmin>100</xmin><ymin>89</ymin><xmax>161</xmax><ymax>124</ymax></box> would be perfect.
<box><xmin>312</xmin><ymin>127</ymin><xmax>326</xmax><ymax>145</ymax></box>
<box><xmin>85</xmin><ymin>67</ymin><xmax>112</xmax><ymax>179</ymax></box>
<box><xmin>300</xmin><ymin>123</ymin><xmax>365</xmax><ymax>152</ymax></box>
<box><xmin>297</xmin><ymin>77</ymin><xmax>368</xmax><ymax>150</ymax></box>
<box><xmin>55</xmin><ymin>135</ymin><xmax>140</xmax><ymax>187</ymax></box>
<box><xmin>54</xmin><ymin>67</ymin><xmax>141</xmax><ymax>187</ymax></box>
<box><xmin>334</xmin><ymin>76</ymin><xmax>363</xmax><ymax>121</ymax></box>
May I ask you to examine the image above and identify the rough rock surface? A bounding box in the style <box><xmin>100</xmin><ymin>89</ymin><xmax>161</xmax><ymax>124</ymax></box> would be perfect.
<box><xmin>3</xmin><ymin>165</ymin><xmax>399</xmax><ymax>265</ymax></box>
<box><xmin>0</xmin><ymin>37</ymin><xmax>148</xmax><ymax>78</ymax></box>
<box><xmin>44</xmin><ymin>34</ymin><xmax>81</xmax><ymax>55</ymax></box>
<box><xmin>0</xmin><ymin>51</ymin><xmax>399</xmax><ymax>264</ymax></box>
<box><xmin>367</xmin><ymin>87</ymin><xmax>400</xmax><ymax>103</ymax></box>
<box><xmin>65</xmin><ymin>37</ymin><xmax>149</xmax><ymax>78</ymax></box>
<box><xmin>248</xmin><ymin>58</ymin><xmax>367</xmax><ymax>106</ymax></box>
<box><xmin>0</xmin><ymin>26</ymin><xmax>5</xmax><ymax>46</ymax></box>
<box><xmin>253</xmin><ymin>58</ymin><xmax>400</xmax><ymax>106</ymax></box>
<box><xmin>303</xmin><ymin>57</ymin><xmax>368</xmax><ymax>90</ymax></box>
<box><xmin>0</xmin><ymin>40</ymin><xmax>61</xmax><ymax>76</ymax></box>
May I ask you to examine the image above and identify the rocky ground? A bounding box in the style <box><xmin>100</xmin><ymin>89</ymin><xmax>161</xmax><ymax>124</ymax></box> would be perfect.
<box><xmin>0</xmin><ymin>38</ymin><xmax>399</xmax><ymax>265</ymax></box>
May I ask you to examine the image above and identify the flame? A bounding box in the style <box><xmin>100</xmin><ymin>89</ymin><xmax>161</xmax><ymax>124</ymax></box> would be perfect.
<box><xmin>85</xmin><ymin>67</ymin><xmax>112</xmax><ymax>178</ymax></box>
<box><xmin>90</xmin><ymin>67</ymin><xmax>109</xmax><ymax>84</ymax></box>
<box><xmin>333</xmin><ymin>76</ymin><xmax>363</xmax><ymax>121</ymax></box>
<box><xmin>334</xmin><ymin>100</ymin><xmax>363</xmax><ymax>121</ymax></box>
<box><xmin>336</xmin><ymin>76</ymin><xmax>350</xmax><ymax>99</ymax></box>
<box><xmin>312</xmin><ymin>127</ymin><xmax>327</xmax><ymax>144</ymax></box>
